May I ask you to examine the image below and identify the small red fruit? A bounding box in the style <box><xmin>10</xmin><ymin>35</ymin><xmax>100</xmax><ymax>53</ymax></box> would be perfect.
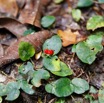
<box><xmin>44</xmin><ymin>49</ymin><xmax>54</xmax><ymax>55</ymax></box>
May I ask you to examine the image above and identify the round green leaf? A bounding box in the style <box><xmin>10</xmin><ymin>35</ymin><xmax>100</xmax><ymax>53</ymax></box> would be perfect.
<box><xmin>19</xmin><ymin>41</ymin><xmax>35</xmax><ymax>61</ymax></box>
<box><xmin>72</xmin><ymin>78</ymin><xmax>89</xmax><ymax>94</ymax></box>
<box><xmin>43</xmin><ymin>35</ymin><xmax>62</xmax><ymax>55</ymax></box>
<box><xmin>41</xmin><ymin>15</ymin><xmax>55</xmax><ymax>28</ymax></box>
<box><xmin>43</xmin><ymin>56</ymin><xmax>61</xmax><ymax>72</ymax></box>
<box><xmin>76</xmin><ymin>41</ymin><xmax>96</xmax><ymax>64</ymax></box>
<box><xmin>45</xmin><ymin>78</ymin><xmax>74</xmax><ymax>97</ymax></box>
<box><xmin>77</xmin><ymin>0</ymin><xmax>93</xmax><ymax>8</ymax></box>
<box><xmin>52</xmin><ymin>61</ymin><xmax>73</xmax><ymax>77</ymax></box>
<box><xmin>31</xmin><ymin>69</ymin><xmax>50</xmax><ymax>87</ymax></box>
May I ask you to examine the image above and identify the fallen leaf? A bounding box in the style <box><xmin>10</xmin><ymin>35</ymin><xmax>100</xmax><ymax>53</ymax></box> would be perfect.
<box><xmin>19</xmin><ymin>0</ymin><xmax>41</xmax><ymax>27</ymax></box>
<box><xmin>0</xmin><ymin>30</ymin><xmax>52</xmax><ymax>68</ymax></box>
<box><xmin>58</xmin><ymin>29</ymin><xmax>76</xmax><ymax>47</ymax></box>
<box><xmin>16</xmin><ymin>0</ymin><xmax>26</xmax><ymax>9</ymax></box>
<box><xmin>58</xmin><ymin>29</ymin><xmax>86</xmax><ymax>47</ymax></box>
<box><xmin>0</xmin><ymin>17</ymin><xmax>27</xmax><ymax>38</ymax></box>
<box><xmin>0</xmin><ymin>44</ymin><xmax>4</xmax><ymax>58</ymax></box>
<box><xmin>0</xmin><ymin>0</ymin><xmax>18</xmax><ymax>17</ymax></box>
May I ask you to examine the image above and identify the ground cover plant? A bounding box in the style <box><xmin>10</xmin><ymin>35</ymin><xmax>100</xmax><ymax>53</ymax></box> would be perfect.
<box><xmin>0</xmin><ymin>0</ymin><xmax>104</xmax><ymax>103</ymax></box>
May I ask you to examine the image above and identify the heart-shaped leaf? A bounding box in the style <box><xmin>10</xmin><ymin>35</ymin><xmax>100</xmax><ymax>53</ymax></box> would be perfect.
<box><xmin>5</xmin><ymin>82</ymin><xmax>20</xmax><ymax>101</ymax></box>
<box><xmin>45</xmin><ymin>78</ymin><xmax>74</xmax><ymax>97</ymax></box>
<box><xmin>43</xmin><ymin>56</ymin><xmax>61</xmax><ymax>72</ymax></box>
<box><xmin>19</xmin><ymin>80</ymin><xmax>35</xmax><ymax>94</ymax></box>
<box><xmin>6</xmin><ymin>89</ymin><xmax>20</xmax><ymax>101</ymax></box>
<box><xmin>43</xmin><ymin>35</ymin><xmax>62</xmax><ymax>55</ymax></box>
<box><xmin>52</xmin><ymin>61</ymin><xmax>73</xmax><ymax>77</ymax></box>
<box><xmin>31</xmin><ymin>69</ymin><xmax>50</xmax><ymax>87</ymax></box>
<box><xmin>87</xmin><ymin>15</ymin><xmax>104</xmax><ymax>31</ymax></box>
<box><xmin>19</xmin><ymin>41</ymin><xmax>35</xmax><ymax>61</ymax></box>
<box><xmin>77</xmin><ymin>0</ymin><xmax>93</xmax><ymax>7</ymax></box>
<box><xmin>72</xmin><ymin>78</ymin><xmax>89</xmax><ymax>94</ymax></box>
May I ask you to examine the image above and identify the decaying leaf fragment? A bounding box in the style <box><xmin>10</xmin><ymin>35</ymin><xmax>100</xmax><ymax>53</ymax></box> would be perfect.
<box><xmin>58</xmin><ymin>29</ymin><xmax>86</xmax><ymax>47</ymax></box>
<box><xmin>0</xmin><ymin>17</ymin><xmax>27</xmax><ymax>38</ymax></box>
<box><xmin>0</xmin><ymin>30</ymin><xmax>52</xmax><ymax>68</ymax></box>
<box><xmin>0</xmin><ymin>44</ymin><xmax>4</xmax><ymax>58</ymax></box>
<box><xmin>0</xmin><ymin>0</ymin><xmax>18</xmax><ymax>17</ymax></box>
<box><xmin>19</xmin><ymin>0</ymin><xmax>41</xmax><ymax>27</ymax></box>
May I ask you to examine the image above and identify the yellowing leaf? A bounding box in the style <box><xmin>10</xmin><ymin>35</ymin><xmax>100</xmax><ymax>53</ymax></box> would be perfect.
<box><xmin>87</xmin><ymin>15</ymin><xmax>104</xmax><ymax>31</ymax></box>
<box><xmin>58</xmin><ymin>29</ymin><xmax>86</xmax><ymax>47</ymax></box>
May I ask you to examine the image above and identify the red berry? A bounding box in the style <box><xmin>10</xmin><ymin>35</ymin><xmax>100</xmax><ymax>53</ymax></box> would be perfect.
<box><xmin>44</xmin><ymin>49</ymin><xmax>54</xmax><ymax>55</ymax></box>
<box><xmin>44</xmin><ymin>49</ymin><xmax>49</xmax><ymax>54</ymax></box>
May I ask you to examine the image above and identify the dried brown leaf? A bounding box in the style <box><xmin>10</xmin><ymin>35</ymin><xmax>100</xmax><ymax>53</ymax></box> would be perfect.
<box><xmin>0</xmin><ymin>44</ymin><xmax>4</xmax><ymax>58</ymax></box>
<box><xmin>58</xmin><ymin>29</ymin><xmax>86</xmax><ymax>47</ymax></box>
<box><xmin>0</xmin><ymin>30</ymin><xmax>52</xmax><ymax>68</ymax></box>
<box><xmin>0</xmin><ymin>0</ymin><xmax>18</xmax><ymax>17</ymax></box>
<box><xmin>0</xmin><ymin>17</ymin><xmax>27</xmax><ymax>38</ymax></box>
<box><xmin>19</xmin><ymin>0</ymin><xmax>41</xmax><ymax>27</ymax></box>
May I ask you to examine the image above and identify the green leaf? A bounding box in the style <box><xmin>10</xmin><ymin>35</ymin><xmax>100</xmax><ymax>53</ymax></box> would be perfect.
<box><xmin>72</xmin><ymin>44</ymin><xmax>76</xmax><ymax>53</ymax></box>
<box><xmin>55</xmin><ymin>98</ymin><xmax>65</xmax><ymax>103</ymax></box>
<box><xmin>41</xmin><ymin>15</ymin><xmax>55</xmax><ymax>28</ymax></box>
<box><xmin>86</xmin><ymin>34</ymin><xmax>103</xmax><ymax>54</ymax></box>
<box><xmin>43</xmin><ymin>35</ymin><xmax>62</xmax><ymax>55</ymax></box>
<box><xmin>52</xmin><ymin>61</ymin><xmax>73</xmax><ymax>77</ymax></box>
<box><xmin>19</xmin><ymin>41</ymin><xmax>35</xmax><ymax>61</ymax></box>
<box><xmin>6</xmin><ymin>82</ymin><xmax>20</xmax><ymax>101</ymax></box>
<box><xmin>23</xmin><ymin>28</ymin><xmax>35</xmax><ymax>36</ymax></box>
<box><xmin>98</xmin><ymin>0</ymin><xmax>104</xmax><ymax>3</ymax></box>
<box><xmin>19</xmin><ymin>80</ymin><xmax>35</xmax><ymax>94</ymax></box>
<box><xmin>43</xmin><ymin>56</ymin><xmax>61</xmax><ymax>72</ymax></box>
<box><xmin>77</xmin><ymin>0</ymin><xmax>93</xmax><ymax>7</ymax></box>
<box><xmin>72</xmin><ymin>78</ymin><xmax>89</xmax><ymax>94</ymax></box>
<box><xmin>53</xmin><ymin>0</ymin><xmax>64</xmax><ymax>4</ymax></box>
<box><xmin>76</xmin><ymin>41</ymin><xmax>96</xmax><ymax>64</ymax></box>
<box><xmin>45</xmin><ymin>78</ymin><xmax>74</xmax><ymax>97</ymax></box>
<box><xmin>0</xmin><ymin>97</ymin><xmax>2</xmax><ymax>103</ymax></box>
<box><xmin>98</xmin><ymin>89</ymin><xmax>104</xmax><ymax>103</ymax></box>
<box><xmin>75</xmin><ymin>34</ymin><xmax>103</xmax><ymax>64</ymax></box>
<box><xmin>19</xmin><ymin>61</ymin><xmax>34</xmax><ymax>75</ymax></box>
<box><xmin>87</xmin><ymin>15</ymin><xmax>104</xmax><ymax>31</ymax></box>
<box><xmin>0</xmin><ymin>83</ymin><xmax>7</xmax><ymax>96</ymax></box>
<box><xmin>6</xmin><ymin>89</ymin><xmax>20</xmax><ymax>101</ymax></box>
<box><xmin>90</xmin><ymin>86</ymin><xmax>97</xmax><ymax>94</ymax></box>
<box><xmin>31</xmin><ymin>69</ymin><xmax>50</xmax><ymax>87</ymax></box>
<box><xmin>72</xmin><ymin>9</ymin><xmax>81</xmax><ymax>22</ymax></box>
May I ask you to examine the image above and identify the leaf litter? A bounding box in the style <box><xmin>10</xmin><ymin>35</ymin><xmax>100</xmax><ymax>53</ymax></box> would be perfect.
<box><xmin>0</xmin><ymin>0</ymin><xmax>104</xmax><ymax>103</ymax></box>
